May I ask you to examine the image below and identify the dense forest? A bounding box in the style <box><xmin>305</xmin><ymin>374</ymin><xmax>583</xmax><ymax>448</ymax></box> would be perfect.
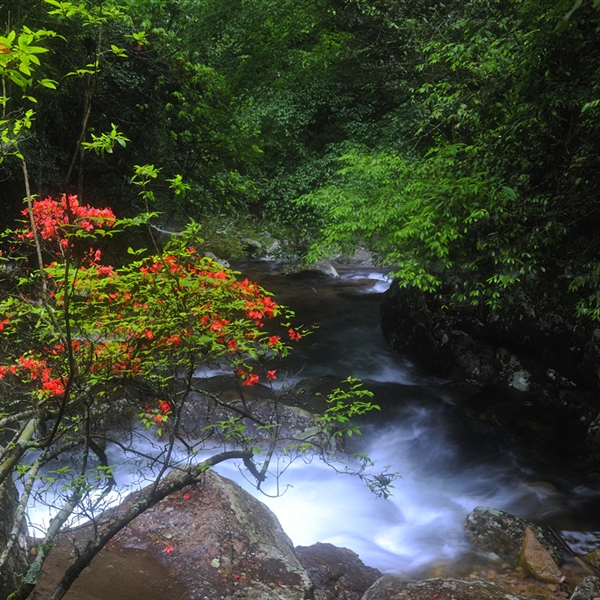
<box><xmin>2</xmin><ymin>0</ymin><xmax>600</xmax><ymax>316</ymax></box>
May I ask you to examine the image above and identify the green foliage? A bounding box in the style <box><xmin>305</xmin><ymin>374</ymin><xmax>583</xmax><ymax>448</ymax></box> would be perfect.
<box><xmin>318</xmin><ymin>377</ymin><xmax>379</xmax><ymax>438</ymax></box>
<box><xmin>290</xmin><ymin>0</ymin><xmax>600</xmax><ymax>318</ymax></box>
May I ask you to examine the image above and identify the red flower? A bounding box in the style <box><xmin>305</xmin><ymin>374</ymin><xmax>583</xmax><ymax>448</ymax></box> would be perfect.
<box><xmin>183</xmin><ymin>493</ymin><xmax>190</xmax><ymax>499</ymax></box>
<box><xmin>242</xmin><ymin>373</ymin><xmax>259</xmax><ymax>387</ymax></box>
<box><xmin>268</xmin><ymin>335</ymin><xmax>279</xmax><ymax>345</ymax></box>
<box><xmin>157</xmin><ymin>400</ymin><xmax>171</xmax><ymax>414</ymax></box>
<box><xmin>166</xmin><ymin>334</ymin><xmax>182</xmax><ymax>347</ymax></box>
<box><xmin>288</xmin><ymin>328</ymin><xmax>301</xmax><ymax>342</ymax></box>
<box><xmin>266</xmin><ymin>370</ymin><xmax>277</xmax><ymax>381</ymax></box>
<box><xmin>164</xmin><ymin>545</ymin><xmax>175</xmax><ymax>553</ymax></box>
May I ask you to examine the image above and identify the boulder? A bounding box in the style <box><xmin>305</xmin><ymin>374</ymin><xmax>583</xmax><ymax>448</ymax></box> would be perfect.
<box><xmin>289</xmin><ymin>259</ymin><xmax>340</xmax><ymax>278</ymax></box>
<box><xmin>179</xmin><ymin>376</ymin><xmax>337</xmax><ymax>452</ymax></box>
<box><xmin>464</xmin><ymin>506</ymin><xmax>563</xmax><ymax>565</ymax></box>
<box><xmin>295</xmin><ymin>542</ymin><xmax>381</xmax><ymax>600</ymax></box>
<box><xmin>35</xmin><ymin>471</ymin><xmax>314</xmax><ymax>600</ymax></box>
<box><xmin>0</xmin><ymin>478</ymin><xmax>29</xmax><ymax>600</ymax></box>
<box><xmin>520</xmin><ymin>526</ymin><xmax>564</xmax><ymax>583</ymax></box>
<box><xmin>569</xmin><ymin>576</ymin><xmax>600</xmax><ymax>600</ymax></box>
<box><xmin>360</xmin><ymin>575</ymin><xmax>534</xmax><ymax>600</ymax></box>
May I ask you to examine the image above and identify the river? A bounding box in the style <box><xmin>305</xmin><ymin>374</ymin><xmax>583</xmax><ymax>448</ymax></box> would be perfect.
<box><xmin>25</xmin><ymin>260</ymin><xmax>600</xmax><ymax>579</ymax></box>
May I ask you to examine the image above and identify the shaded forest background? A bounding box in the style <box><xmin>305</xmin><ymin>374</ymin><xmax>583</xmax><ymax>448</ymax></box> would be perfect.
<box><xmin>2</xmin><ymin>0</ymin><xmax>600</xmax><ymax>317</ymax></box>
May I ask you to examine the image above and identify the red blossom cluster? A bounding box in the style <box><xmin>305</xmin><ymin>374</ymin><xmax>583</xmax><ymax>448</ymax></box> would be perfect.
<box><xmin>20</xmin><ymin>195</ymin><xmax>116</xmax><ymax>245</ymax></box>
<box><xmin>288</xmin><ymin>328</ymin><xmax>301</xmax><ymax>342</ymax></box>
<box><xmin>0</xmin><ymin>354</ymin><xmax>65</xmax><ymax>398</ymax></box>
<box><xmin>142</xmin><ymin>399</ymin><xmax>172</xmax><ymax>424</ymax></box>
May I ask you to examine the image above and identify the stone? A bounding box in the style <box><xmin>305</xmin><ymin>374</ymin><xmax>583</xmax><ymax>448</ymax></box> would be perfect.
<box><xmin>360</xmin><ymin>575</ymin><xmax>534</xmax><ymax>600</ymax></box>
<box><xmin>203</xmin><ymin>251</ymin><xmax>230</xmax><ymax>268</ymax></box>
<box><xmin>289</xmin><ymin>259</ymin><xmax>340</xmax><ymax>278</ymax></box>
<box><xmin>179</xmin><ymin>376</ymin><xmax>337</xmax><ymax>452</ymax></box>
<box><xmin>295</xmin><ymin>542</ymin><xmax>381</xmax><ymax>600</ymax></box>
<box><xmin>520</xmin><ymin>526</ymin><xmax>564</xmax><ymax>584</ymax></box>
<box><xmin>569</xmin><ymin>576</ymin><xmax>600</xmax><ymax>600</ymax></box>
<box><xmin>584</xmin><ymin>547</ymin><xmax>600</xmax><ymax>570</ymax></box>
<box><xmin>464</xmin><ymin>506</ymin><xmax>563</xmax><ymax>566</ymax></box>
<box><xmin>34</xmin><ymin>471</ymin><xmax>314</xmax><ymax>600</ymax></box>
<box><xmin>585</xmin><ymin>412</ymin><xmax>600</xmax><ymax>451</ymax></box>
<box><xmin>379</xmin><ymin>281</ymin><xmax>600</xmax><ymax>424</ymax></box>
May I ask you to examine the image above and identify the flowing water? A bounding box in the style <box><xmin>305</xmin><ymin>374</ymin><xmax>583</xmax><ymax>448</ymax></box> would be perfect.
<box><xmin>209</xmin><ymin>260</ymin><xmax>600</xmax><ymax>576</ymax></box>
<box><xmin>26</xmin><ymin>260</ymin><xmax>600</xmax><ymax>578</ymax></box>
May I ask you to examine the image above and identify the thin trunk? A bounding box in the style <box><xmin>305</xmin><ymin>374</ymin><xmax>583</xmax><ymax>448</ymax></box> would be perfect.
<box><xmin>0</xmin><ymin>457</ymin><xmax>43</xmax><ymax>570</ymax></box>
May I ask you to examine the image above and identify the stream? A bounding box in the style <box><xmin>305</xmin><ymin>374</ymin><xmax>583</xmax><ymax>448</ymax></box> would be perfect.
<box><xmin>26</xmin><ymin>260</ymin><xmax>600</xmax><ymax>579</ymax></box>
<box><xmin>209</xmin><ymin>260</ymin><xmax>600</xmax><ymax>576</ymax></box>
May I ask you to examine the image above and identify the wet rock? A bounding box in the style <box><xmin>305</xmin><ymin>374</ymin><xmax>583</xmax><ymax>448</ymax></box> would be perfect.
<box><xmin>360</xmin><ymin>574</ymin><xmax>534</xmax><ymax>600</ymax></box>
<box><xmin>569</xmin><ymin>576</ymin><xmax>600</xmax><ymax>600</ymax></box>
<box><xmin>520</xmin><ymin>527</ymin><xmax>564</xmax><ymax>583</ymax></box>
<box><xmin>465</xmin><ymin>506</ymin><xmax>563</xmax><ymax>565</ymax></box>
<box><xmin>295</xmin><ymin>542</ymin><xmax>381</xmax><ymax>600</ymax></box>
<box><xmin>290</xmin><ymin>259</ymin><xmax>340</xmax><ymax>278</ymax></box>
<box><xmin>583</xmin><ymin>547</ymin><xmax>600</xmax><ymax>570</ymax></box>
<box><xmin>179</xmin><ymin>376</ymin><xmax>336</xmax><ymax>450</ymax></box>
<box><xmin>332</xmin><ymin>248</ymin><xmax>376</xmax><ymax>267</ymax></box>
<box><xmin>36</xmin><ymin>471</ymin><xmax>314</xmax><ymax>600</ymax></box>
<box><xmin>0</xmin><ymin>478</ymin><xmax>29</xmax><ymax>599</ymax></box>
<box><xmin>203</xmin><ymin>251</ymin><xmax>231</xmax><ymax>268</ymax></box>
<box><xmin>241</xmin><ymin>238</ymin><xmax>263</xmax><ymax>256</ymax></box>
<box><xmin>280</xmin><ymin>376</ymin><xmax>345</xmax><ymax>413</ymax></box>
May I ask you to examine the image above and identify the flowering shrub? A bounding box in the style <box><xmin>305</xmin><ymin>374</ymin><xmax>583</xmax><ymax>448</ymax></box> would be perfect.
<box><xmin>1</xmin><ymin>196</ymin><xmax>300</xmax><ymax>409</ymax></box>
<box><xmin>0</xmin><ymin>195</ymin><xmax>392</xmax><ymax>600</ymax></box>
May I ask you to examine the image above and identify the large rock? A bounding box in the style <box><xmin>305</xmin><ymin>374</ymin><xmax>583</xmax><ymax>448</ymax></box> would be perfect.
<box><xmin>35</xmin><ymin>471</ymin><xmax>314</xmax><ymax>600</ymax></box>
<box><xmin>180</xmin><ymin>376</ymin><xmax>337</xmax><ymax>451</ymax></box>
<box><xmin>0</xmin><ymin>478</ymin><xmax>29</xmax><ymax>600</ymax></box>
<box><xmin>360</xmin><ymin>575</ymin><xmax>535</xmax><ymax>600</ymax></box>
<box><xmin>295</xmin><ymin>542</ymin><xmax>381</xmax><ymax>600</ymax></box>
<box><xmin>464</xmin><ymin>506</ymin><xmax>563</xmax><ymax>566</ymax></box>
